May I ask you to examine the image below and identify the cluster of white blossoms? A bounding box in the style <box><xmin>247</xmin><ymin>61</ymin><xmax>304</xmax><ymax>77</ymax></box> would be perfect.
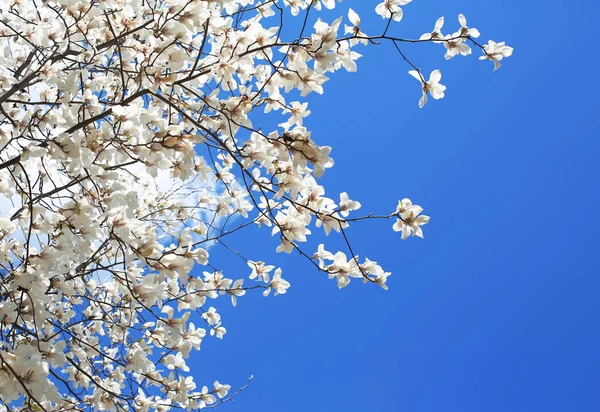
<box><xmin>0</xmin><ymin>0</ymin><xmax>512</xmax><ymax>410</ymax></box>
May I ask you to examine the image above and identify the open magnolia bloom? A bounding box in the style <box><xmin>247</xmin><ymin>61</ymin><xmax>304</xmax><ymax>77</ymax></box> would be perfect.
<box><xmin>408</xmin><ymin>69</ymin><xmax>447</xmax><ymax>108</ymax></box>
<box><xmin>420</xmin><ymin>16</ymin><xmax>445</xmax><ymax>42</ymax></box>
<box><xmin>480</xmin><ymin>40</ymin><xmax>515</xmax><ymax>70</ymax></box>
<box><xmin>392</xmin><ymin>199</ymin><xmax>431</xmax><ymax>239</ymax></box>
<box><xmin>0</xmin><ymin>0</ymin><xmax>512</xmax><ymax>410</ymax></box>
<box><xmin>454</xmin><ymin>13</ymin><xmax>481</xmax><ymax>39</ymax></box>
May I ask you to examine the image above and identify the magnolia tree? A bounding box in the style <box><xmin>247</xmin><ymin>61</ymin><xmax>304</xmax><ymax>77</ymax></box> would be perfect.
<box><xmin>0</xmin><ymin>0</ymin><xmax>512</xmax><ymax>410</ymax></box>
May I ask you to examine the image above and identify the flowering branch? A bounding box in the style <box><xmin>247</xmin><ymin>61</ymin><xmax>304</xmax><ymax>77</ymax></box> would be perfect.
<box><xmin>0</xmin><ymin>0</ymin><xmax>512</xmax><ymax>410</ymax></box>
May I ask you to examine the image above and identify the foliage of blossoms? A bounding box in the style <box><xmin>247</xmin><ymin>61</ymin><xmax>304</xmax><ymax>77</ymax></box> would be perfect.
<box><xmin>0</xmin><ymin>0</ymin><xmax>512</xmax><ymax>410</ymax></box>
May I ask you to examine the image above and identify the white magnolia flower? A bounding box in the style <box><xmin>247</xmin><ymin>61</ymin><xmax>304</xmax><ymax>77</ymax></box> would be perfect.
<box><xmin>228</xmin><ymin>279</ymin><xmax>246</xmax><ymax>307</ymax></box>
<box><xmin>375</xmin><ymin>0</ymin><xmax>412</xmax><ymax>22</ymax></box>
<box><xmin>313</xmin><ymin>244</ymin><xmax>335</xmax><ymax>268</ymax></box>
<box><xmin>479</xmin><ymin>40</ymin><xmax>514</xmax><ymax>70</ymax></box>
<box><xmin>339</xmin><ymin>192</ymin><xmax>361</xmax><ymax>217</ymax></box>
<box><xmin>420</xmin><ymin>17</ymin><xmax>445</xmax><ymax>43</ymax></box>
<box><xmin>345</xmin><ymin>8</ymin><xmax>369</xmax><ymax>45</ymax></box>
<box><xmin>454</xmin><ymin>14</ymin><xmax>481</xmax><ymax>39</ymax></box>
<box><xmin>164</xmin><ymin>352</ymin><xmax>190</xmax><ymax>372</ymax></box>
<box><xmin>392</xmin><ymin>198</ymin><xmax>430</xmax><ymax>239</ymax></box>
<box><xmin>248</xmin><ymin>260</ymin><xmax>275</xmax><ymax>282</ymax></box>
<box><xmin>214</xmin><ymin>381</ymin><xmax>231</xmax><ymax>398</ymax></box>
<box><xmin>202</xmin><ymin>307</ymin><xmax>221</xmax><ymax>326</ymax></box>
<box><xmin>210</xmin><ymin>324</ymin><xmax>227</xmax><ymax>339</ymax></box>
<box><xmin>408</xmin><ymin>69</ymin><xmax>447</xmax><ymax>108</ymax></box>
<box><xmin>264</xmin><ymin>268</ymin><xmax>290</xmax><ymax>296</ymax></box>
<box><xmin>443</xmin><ymin>36</ymin><xmax>473</xmax><ymax>60</ymax></box>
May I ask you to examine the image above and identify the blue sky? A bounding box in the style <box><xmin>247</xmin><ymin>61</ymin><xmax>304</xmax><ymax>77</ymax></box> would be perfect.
<box><xmin>193</xmin><ymin>1</ymin><xmax>600</xmax><ymax>411</ymax></box>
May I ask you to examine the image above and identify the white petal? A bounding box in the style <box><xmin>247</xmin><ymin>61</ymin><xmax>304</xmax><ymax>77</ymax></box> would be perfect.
<box><xmin>348</xmin><ymin>8</ymin><xmax>361</xmax><ymax>27</ymax></box>
<box><xmin>408</xmin><ymin>70</ymin><xmax>423</xmax><ymax>83</ymax></box>
<box><xmin>393</xmin><ymin>8</ymin><xmax>403</xmax><ymax>22</ymax></box>
<box><xmin>434</xmin><ymin>16</ymin><xmax>444</xmax><ymax>31</ymax></box>
<box><xmin>429</xmin><ymin>69</ymin><xmax>442</xmax><ymax>85</ymax></box>
<box><xmin>431</xmin><ymin>86</ymin><xmax>445</xmax><ymax>100</ymax></box>
<box><xmin>413</xmin><ymin>227</ymin><xmax>424</xmax><ymax>238</ymax></box>
<box><xmin>401</xmin><ymin>226</ymin><xmax>411</xmax><ymax>239</ymax></box>
<box><xmin>416</xmin><ymin>215</ymin><xmax>431</xmax><ymax>226</ymax></box>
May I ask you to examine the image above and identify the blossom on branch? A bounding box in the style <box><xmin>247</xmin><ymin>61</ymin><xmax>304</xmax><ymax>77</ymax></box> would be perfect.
<box><xmin>408</xmin><ymin>69</ymin><xmax>447</xmax><ymax>108</ymax></box>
